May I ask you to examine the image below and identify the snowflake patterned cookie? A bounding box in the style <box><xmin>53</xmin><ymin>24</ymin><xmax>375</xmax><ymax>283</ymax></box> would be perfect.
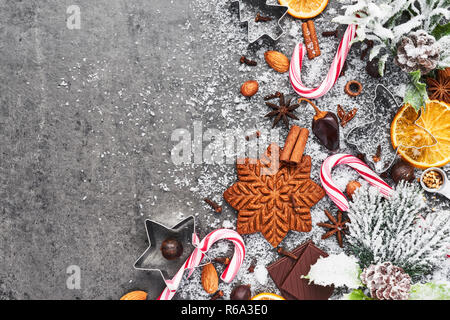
<box><xmin>224</xmin><ymin>143</ymin><xmax>325</xmax><ymax>247</ymax></box>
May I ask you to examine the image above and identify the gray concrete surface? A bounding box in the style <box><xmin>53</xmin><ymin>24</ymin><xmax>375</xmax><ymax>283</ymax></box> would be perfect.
<box><xmin>1</xmin><ymin>0</ymin><xmax>448</xmax><ymax>300</ymax></box>
<box><xmin>0</xmin><ymin>0</ymin><xmax>200</xmax><ymax>300</ymax></box>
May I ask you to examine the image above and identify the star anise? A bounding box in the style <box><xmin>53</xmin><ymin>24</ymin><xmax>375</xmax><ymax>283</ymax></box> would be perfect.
<box><xmin>265</xmin><ymin>93</ymin><xmax>300</xmax><ymax>128</ymax></box>
<box><xmin>317</xmin><ymin>209</ymin><xmax>350</xmax><ymax>248</ymax></box>
<box><xmin>426</xmin><ymin>67</ymin><xmax>450</xmax><ymax>104</ymax></box>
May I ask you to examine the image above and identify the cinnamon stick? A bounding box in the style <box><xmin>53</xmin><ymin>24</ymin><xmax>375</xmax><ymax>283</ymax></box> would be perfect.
<box><xmin>290</xmin><ymin>128</ymin><xmax>309</xmax><ymax>163</ymax></box>
<box><xmin>280</xmin><ymin>125</ymin><xmax>301</xmax><ymax>162</ymax></box>
<box><xmin>301</xmin><ymin>22</ymin><xmax>315</xmax><ymax>60</ymax></box>
<box><xmin>280</xmin><ymin>126</ymin><xmax>309</xmax><ymax>165</ymax></box>
<box><xmin>302</xmin><ymin>21</ymin><xmax>321</xmax><ymax>59</ymax></box>
<box><xmin>307</xmin><ymin>20</ymin><xmax>321</xmax><ymax>58</ymax></box>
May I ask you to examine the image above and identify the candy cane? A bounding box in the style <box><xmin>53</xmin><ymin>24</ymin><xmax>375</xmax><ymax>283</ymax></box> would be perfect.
<box><xmin>290</xmin><ymin>24</ymin><xmax>357</xmax><ymax>99</ymax></box>
<box><xmin>157</xmin><ymin>229</ymin><xmax>246</xmax><ymax>300</ymax></box>
<box><xmin>320</xmin><ymin>154</ymin><xmax>393</xmax><ymax>211</ymax></box>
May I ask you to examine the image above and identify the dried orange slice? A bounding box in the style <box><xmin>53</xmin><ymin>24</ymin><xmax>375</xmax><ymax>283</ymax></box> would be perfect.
<box><xmin>391</xmin><ymin>100</ymin><xmax>450</xmax><ymax>169</ymax></box>
<box><xmin>278</xmin><ymin>0</ymin><xmax>329</xmax><ymax>19</ymax></box>
<box><xmin>251</xmin><ymin>293</ymin><xmax>285</xmax><ymax>300</ymax></box>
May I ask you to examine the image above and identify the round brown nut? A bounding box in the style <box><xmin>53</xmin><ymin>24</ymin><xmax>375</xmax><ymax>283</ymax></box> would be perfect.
<box><xmin>240</xmin><ymin>80</ymin><xmax>259</xmax><ymax>97</ymax></box>
<box><xmin>346</xmin><ymin>180</ymin><xmax>361</xmax><ymax>199</ymax></box>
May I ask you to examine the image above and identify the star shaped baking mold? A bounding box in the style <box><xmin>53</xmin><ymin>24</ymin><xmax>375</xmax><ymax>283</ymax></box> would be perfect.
<box><xmin>134</xmin><ymin>216</ymin><xmax>196</xmax><ymax>280</ymax></box>
<box><xmin>233</xmin><ymin>0</ymin><xmax>289</xmax><ymax>43</ymax></box>
<box><xmin>224</xmin><ymin>143</ymin><xmax>325</xmax><ymax>247</ymax></box>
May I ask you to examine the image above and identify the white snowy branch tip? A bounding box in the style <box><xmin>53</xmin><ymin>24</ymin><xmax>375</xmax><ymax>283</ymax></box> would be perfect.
<box><xmin>332</xmin><ymin>0</ymin><xmax>449</xmax><ymax>62</ymax></box>
<box><xmin>347</xmin><ymin>182</ymin><xmax>450</xmax><ymax>272</ymax></box>
<box><xmin>303</xmin><ymin>253</ymin><xmax>362</xmax><ymax>289</ymax></box>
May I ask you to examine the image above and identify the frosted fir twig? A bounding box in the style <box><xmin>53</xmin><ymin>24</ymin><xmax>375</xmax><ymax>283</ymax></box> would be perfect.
<box><xmin>346</xmin><ymin>182</ymin><xmax>450</xmax><ymax>277</ymax></box>
<box><xmin>331</xmin><ymin>0</ymin><xmax>450</xmax><ymax>66</ymax></box>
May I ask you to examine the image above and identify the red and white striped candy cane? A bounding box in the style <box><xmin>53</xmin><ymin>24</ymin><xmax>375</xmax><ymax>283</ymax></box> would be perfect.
<box><xmin>320</xmin><ymin>154</ymin><xmax>393</xmax><ymax>211</ymax></box>
<box><xmin>289</xmin><ymin>24</ymin><xmax>357</xmax><ymax>99</ymax></box>
<box><xmin>157</xmin><ymin>228</ymin><xmax>246</xmax><ymax>300</ymax></box>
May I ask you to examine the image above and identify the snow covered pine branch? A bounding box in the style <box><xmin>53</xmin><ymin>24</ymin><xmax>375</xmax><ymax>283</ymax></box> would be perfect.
<box><xmin>346</xmin><ymin>181</ymin><xmax>450</xmax><ymax>277</ymax></box>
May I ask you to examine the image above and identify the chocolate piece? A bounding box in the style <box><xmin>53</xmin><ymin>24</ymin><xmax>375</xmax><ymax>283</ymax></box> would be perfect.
<box><xmin>280</xmin><ymin>242</ymin><xmax>334</xmax><ymax>300</ymax></box>
<box><xmin>160</xmin><ymin>238</ymin><xmax>183</xmax><ymax>260</ymax></box>
<box><xmin>230</xmin><ymin>284</ymin><xmax>252</xmax><ymax>300</ymax></box>
<box><xmin>391</xmin><ymin>160</ymin><xmax>415</xmax><ymax>183</ymax></box>
<box><xmin>266</xmin><ymin>241</ymin><xmax>312</xmax><ymax>300</ymax></box>
<box><xmin>299</xmin><ymin>98</ymin><xmax>340</xmax><ymax>152</ymax></box>
<box><xmin>223</xmin><ymin>144</ymin><xmax>325</xmax><ymax>247</ymax></box>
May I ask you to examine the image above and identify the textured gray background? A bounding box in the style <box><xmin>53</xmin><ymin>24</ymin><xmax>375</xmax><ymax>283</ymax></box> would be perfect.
<box><xmin>1</xmin><ymin>0</ymin><xmax>448</xmax><ymax>300</ymax></box>
<box><xmin>0</xmin><ymin>0</ymin><xmax>192</xmax><ymax>300</ymax></box>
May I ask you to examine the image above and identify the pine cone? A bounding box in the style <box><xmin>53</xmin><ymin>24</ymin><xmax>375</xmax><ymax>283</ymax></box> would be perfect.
<box><xmin>360</xmin><ymin>262</ymin><xmax>411</xmax><ymax>300</ymax></box>
<box><xmin>395</xmin><ymin>30</ymin><xmax>440</xmax><ymax>75</ymax></box>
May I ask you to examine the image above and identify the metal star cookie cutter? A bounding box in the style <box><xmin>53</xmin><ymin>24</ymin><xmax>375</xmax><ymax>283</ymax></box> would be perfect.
<box><xmin>233</xmin><ymin>0</ymin><xmax>289</xmax><ymax>43</ymax></box>
<box><xmin>345</xmin><ymin>84</ymin><xmax>437</xmax><ymax>173</ymax></box>
<box><xmin>134</xmin><ymin>216</ymin><xmax>197</xmax><ymax>280</ymax></box>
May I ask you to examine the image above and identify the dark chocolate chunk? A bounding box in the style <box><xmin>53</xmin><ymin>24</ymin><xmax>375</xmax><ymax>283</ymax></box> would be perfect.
<box><xmin>230</xmin><ymin>284</ymin><xmax>251</xmax><ymax>300</ymax></box>
<box><xmin>391</xmin><ymin>160</ymin><xmax>415</xmax><ymax>183</ymax></box>
<box><xmin>160</xmin><ymin>238</ymin><xmax>183</xmax><ymax>260</ymax></box>
<box><xmin>266</xmin><ymin>241</ymin><xmax>311</xmax><ymax>300</ymax></box>
<box><xmin>280</xmin><ymin>243</ymin><xmax>334</xmax><ymax>300</ymax></box>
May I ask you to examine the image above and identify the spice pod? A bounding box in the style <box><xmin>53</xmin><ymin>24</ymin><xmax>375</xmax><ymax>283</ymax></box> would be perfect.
<box><xmin>134</xmin><ymin>216</ymin><xmax>196</xmax><ymax>280</ymax></box>
<box><xmin>420</xmin><ymin>167</ymin><xmax>450</xmax><ymax>199</ymax></box>
<box><xmin>233</xmin><ymin>0</ymin><xmax>288</xmax><ymax>43</ymax></box>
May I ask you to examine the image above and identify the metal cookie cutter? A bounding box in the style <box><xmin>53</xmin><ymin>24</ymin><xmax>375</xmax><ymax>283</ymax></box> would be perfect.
<box><xmin>233</xmin><ymin>0</ymin><xmax>289</xmax><ymax>43</ymax></box>
<box><xmin>134</xmin><ymin>216</ymin><xmax>196</xmax><ymax>280</ymax></box>
<box><xmin>345</xmin><ymin>84</ymin><xmax>437</xmax><ymax>174</ymax></box>
<box><xmin>420</xmin><ymin>168</ymin><xmax>450</xmax><ymax>200</ymax></box>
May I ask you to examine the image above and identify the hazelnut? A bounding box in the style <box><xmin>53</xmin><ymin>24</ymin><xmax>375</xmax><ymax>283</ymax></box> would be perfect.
<box><xmin>240</xmin><ymin>80</ymin><xmax>259</xmax><ymax>97</ymax></box>
<box><xmin>346</xmin><ymin>180</ymin><xmax>361</xmax><ymax>199</ymax></box>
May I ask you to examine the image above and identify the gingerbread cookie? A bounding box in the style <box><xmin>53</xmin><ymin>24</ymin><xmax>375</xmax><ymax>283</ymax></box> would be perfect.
<box><xmin>223</xmin><ymin>143</ymin><xmax>325</xmax><ymax>247</ymax></box>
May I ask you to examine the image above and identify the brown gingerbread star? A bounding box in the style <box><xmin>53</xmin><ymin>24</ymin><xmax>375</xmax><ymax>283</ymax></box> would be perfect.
<box><xmin>224</xmin><ymin>143</ymin><xmax>325</xmax><ymax>247</ymax></box>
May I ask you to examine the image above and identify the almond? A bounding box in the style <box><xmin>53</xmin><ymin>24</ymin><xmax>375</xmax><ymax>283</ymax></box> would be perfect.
<box><xmin>264</xmin><ymin>51</ymin><xmax>290</xmax><ymax>73</ymax></box>
<box><xmin>201</xmin><ymin>263</ymin><xmax>219</xmax><ymax>294</ymax></box>
<box><xmin>240</xmin><ymin>80</ymin><xmax>259</xmax><ymax>97</ymax></box>
<box><xmin>120</xmin><ymin>290</ymin><xmax>148</xmax><ymax>300</ymax></box>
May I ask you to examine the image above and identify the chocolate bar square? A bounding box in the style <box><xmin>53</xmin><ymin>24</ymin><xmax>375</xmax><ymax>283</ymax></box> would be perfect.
<box><xmin>280</xmin><ymin>242</ymin><xmax>334</xmax><ymax>300</ymax></box>
<box><xmin>266</xmin><ymin>240</ymin><xmax>311</xmax><ymax>300</ymax></box>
